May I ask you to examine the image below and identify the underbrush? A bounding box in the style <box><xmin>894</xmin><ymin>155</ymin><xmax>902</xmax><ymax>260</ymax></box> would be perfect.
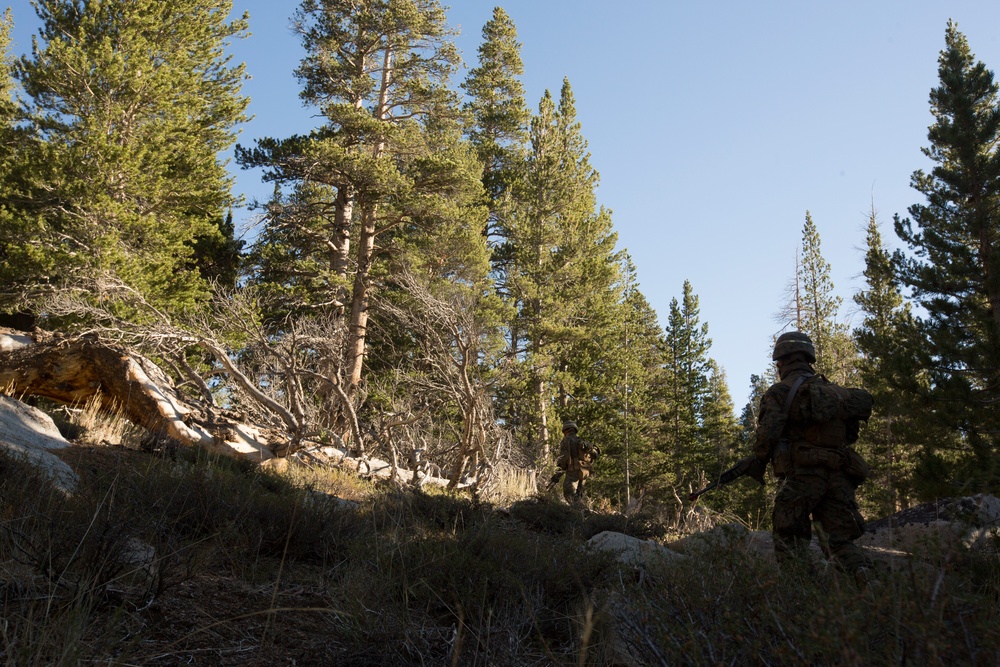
<box><xmin>0</xmin><ymin>445</ymin><xmax>997</xmax><ymax>666</ymax></box>
<box><xmin>606</xmin><ymin>544</ymin><xmax>1000</xmax><ymax>666</ymax></box>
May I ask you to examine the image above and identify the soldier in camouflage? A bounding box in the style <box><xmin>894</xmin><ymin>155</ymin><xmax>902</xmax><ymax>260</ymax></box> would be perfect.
<box><xmin>752</xmin><ymin>332</ymin><xmax>875</xmax><ymax>581</ymax></box>
<box><xmin>556</xmin><ymin>422</ymin><xmax>600</xmax><ymax>504</ymax></box>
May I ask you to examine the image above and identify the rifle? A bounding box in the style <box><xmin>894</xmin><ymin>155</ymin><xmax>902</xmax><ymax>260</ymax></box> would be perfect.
<box><xmin>688</xmin><ymin>456</ymin><xmax>765</xmax><ymax>502</ymax></box>
<box><xmin>546</xmin><ymin>470</ymin><xmax>565</xmax><ymax>490</ymax></box>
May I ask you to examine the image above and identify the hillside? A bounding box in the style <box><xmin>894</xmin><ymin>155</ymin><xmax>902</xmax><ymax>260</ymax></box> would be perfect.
<box><xmin>1</xmin><ymin>430</ymin><xmax>999</xmax><ymax>666</ymax></box>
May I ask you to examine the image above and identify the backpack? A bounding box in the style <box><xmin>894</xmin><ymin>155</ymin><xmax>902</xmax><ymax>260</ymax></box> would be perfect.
<box><xmin>790</xmin><ymin>375</ymin><xmax>873</xmax><ymax>423</ymax></box>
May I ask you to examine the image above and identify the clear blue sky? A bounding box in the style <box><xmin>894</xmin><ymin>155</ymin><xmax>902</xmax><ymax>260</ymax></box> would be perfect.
<box><xmin>8</xmin><ymin>1</ymin><xmax>1000</xmax><ymax>411</ymax></box>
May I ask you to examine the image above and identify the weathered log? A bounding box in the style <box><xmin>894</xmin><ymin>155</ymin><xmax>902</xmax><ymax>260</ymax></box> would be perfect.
<box><xmin>0</xmin><ymin>328</ymin><xmax>277</xmax><ymax>461</ymax></box>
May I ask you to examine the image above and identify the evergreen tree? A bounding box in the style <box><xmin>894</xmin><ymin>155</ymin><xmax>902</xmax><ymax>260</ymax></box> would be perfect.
<box><xmin>853</xmin><ymin>206</ymin><xmax>923</xmax><ymax>513</ymax></box>
<box><xmin>564</xmin><ymin>255</ymin><xmax>663</xmax><ymax>508</ymax></box>
<box><xmin>700</xmin><ymin>363</ymin><xmax>767</xmax><ymax>520</ymax></box>
<box><xmin>461</xmin><ymin>7</ymin><xmax>530</xmax><ymax>423</ymax></box>
<box><xmin>701</xmin><ymin>360</ymin><xmax>739</xmax><ymax>468</ymax></box>
<box><xmin>503</xmin><ymin>79</ymin><xmax>621</xmax><ymax>464</ymax></box>
<box><xmin>892</xmin><ymin>21</ymin><xmax>1000</xmax><ymax>491</ymax></box>
<box><xmin>191</xmin><ymin>210</ymin><xmax>245</xmax><ymax>288</ymax></box>
<box><xmin>8</xmin><ymin>0</ymin><xmax>249</xmax><ymax>313</ymax></box>
<box><xmin>660</xmin><ymin>280</ymin><xmax>712</xmax><ymax>489</ymax></box>
<box><xmin>777</xmin><ymin>211</ymin><xmax>855</xmax><ymax>383</ymax></box>
<box><xmin>738</xmin><ymin>372</ymin><xmax>773</xmax><ymax>453</ymax></box>
<box><xmin>589</xmin><ymin>258</ymin><xmax>668</xmax><ymax>507</ymax></box>
<box><xmin>461</xmin><ymin>6</ymin><xmax>528</xmax><ymax>240</ymax></box>
<box><xmin>0</xmin><ymin>8</ymin><xmax>28</xmax><ymax>310</ymax></box>
<box><xmin>238</xmin><ymin>0</ymin><xmax>489</xmax><ymax>440</ymax></box>
<box><xmin>0</xmin><ymin>10</ymin><xmax>15</xmax><ymax>144</ymax></box>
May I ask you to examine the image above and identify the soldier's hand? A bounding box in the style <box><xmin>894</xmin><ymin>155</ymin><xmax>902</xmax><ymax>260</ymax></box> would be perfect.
<box><xmin>747</xmin><ymin>457</ymin><xmax>767</xmax><ymax>485</ymax></box>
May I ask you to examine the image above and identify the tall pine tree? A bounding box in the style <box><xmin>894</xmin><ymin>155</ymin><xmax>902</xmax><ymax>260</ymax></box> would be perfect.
<box><xmin>892</xmin><ymin>21</ymin><xmax>1000</xmax><ymax>491</ymax></box>
<box><xmin>591</xmin><ymin>257</ymin><xmax>668</xmax><ymax>506</ymax></box>
<box><xmin>238</xmin><ymin>0</ymin><xmax>487</xmax><ymax>417</ymax></box>
<box><xmin>461</xmin><ymin>6</ymin><xmax>528</xmax><ymax>241</ymax></box>
<box><xmin>660</xmin><ymin>280</ymin><xmax>713</xmax><ymax>490</ymax></box>
<box><xmin>503</xmin><ymin>79</ymin><xmax>621</xmax><ymax>464</ymax></box>
<box><xmin>853</xmin><ymin>206</ymin><xmax>923</xmax><ymax>512</ymax></box>
<box><xmin>0</xmin><ymin>8</ymin><xmax>29</xmax><ymax>315</ymax></box>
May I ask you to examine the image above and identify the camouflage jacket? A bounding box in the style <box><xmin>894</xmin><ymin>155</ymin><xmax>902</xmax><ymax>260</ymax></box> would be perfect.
<box><xmin>557</xmin><ymin>434</ymin><xmax>599</xmax><ymax>472</ymax></box>
<box><xmin>754</xmin><ymin>361</ymin><xmax>874</xmax><ymax>463</ymax></box>
<box><xmin>753</xmin><ymin>361</ymin><xmax>815</xmax><ymax>462</ymax></box>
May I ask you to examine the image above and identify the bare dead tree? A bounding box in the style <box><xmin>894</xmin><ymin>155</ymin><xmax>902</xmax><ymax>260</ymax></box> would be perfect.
<box><xmin>6</xmin><ymin>277</ymin><xmax>368</xmax><ymax>456</ymax></box>
<box><xmin>374</xmin><ymin>270</ymin><xmax>510</xmax><ymax>488</ymax></box>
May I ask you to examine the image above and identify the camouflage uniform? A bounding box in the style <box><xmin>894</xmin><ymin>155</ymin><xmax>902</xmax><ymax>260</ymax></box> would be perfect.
<box><xmin>755</xmin><ymin>353</ymin><xmax>873</xmax><ymax>575</ymax></box>
<box><xmin>557</xmin><ymin>424</ymin><xmax>599</xmax><ymax>504</ymax></box>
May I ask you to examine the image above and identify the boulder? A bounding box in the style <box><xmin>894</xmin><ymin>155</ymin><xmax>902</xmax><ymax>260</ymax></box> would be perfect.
<box><xmin>668</xmin><ymin>522</ymin><xmax>783</xmax><ymax>560</ymax></box>
<box><xmin>586</xmin><ymin>530</ymin><xmax>687</xmax><ymax>567</ymax></box>
<box><xmin>858</xmin><ymin>495</ymin><xmax>1000</xmax><ymax>554</ymax></box>
<box><xmin>0</xmin><ymin>395</ymin><xmax>78</xmax><ymax>493</ymax></box>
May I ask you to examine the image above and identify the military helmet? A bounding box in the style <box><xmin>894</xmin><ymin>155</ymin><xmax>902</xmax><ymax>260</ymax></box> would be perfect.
<box><xmin>772</xmin><ymin>331</ymin><xmax>816</xmax><ymax>363</ymax></box>
<box><xmin>562</xmin><ymin>421</ymin><xmax>578</xmax><ymax>433</ymax></box>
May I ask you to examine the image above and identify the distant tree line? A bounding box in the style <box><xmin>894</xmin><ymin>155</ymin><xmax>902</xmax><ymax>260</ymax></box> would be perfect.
<box><xmin>0</xmin><ymin>3</ymin><xmax>996</xmax><ymax>514</ymax></box>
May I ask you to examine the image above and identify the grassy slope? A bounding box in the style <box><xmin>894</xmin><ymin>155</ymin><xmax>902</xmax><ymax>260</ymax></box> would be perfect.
<box><xmin>0</xmin><ymin>443</ymin><xmax>997</xmax><ymax>666</ymax></box>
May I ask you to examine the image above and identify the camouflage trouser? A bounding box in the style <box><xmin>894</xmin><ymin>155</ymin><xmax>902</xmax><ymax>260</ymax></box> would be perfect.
<box><xmin>563</xmin><ymin>468</ymin><xmax>588</xmax><ymax>504</ymax></box>
<box><xmin>772</xmin><ymin>466</ymin><xmax>869</xmax><ymax>574</ymax></box>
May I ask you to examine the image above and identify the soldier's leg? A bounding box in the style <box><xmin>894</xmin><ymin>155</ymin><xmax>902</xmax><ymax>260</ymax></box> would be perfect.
<box><xmin>812</xmin><ymin>472</ymin><xmax>869</xmax><ymax>574</ymax></box>
<box><xmin>814</xmin><ymin>471</ymin><xmax>871</xmax><ymax>573</ymax></box>
<box><xmin>562</xmin><ymin>471</ymin><xmax>580</xmax><ymax>503</ymax></box>
<box><xmin>576</xmin><ymin>470</ymin><xmax>590</xmax><ymax>501</ymax></box>
<box><xmin>772</xmin><ymin>470</ymin><xmax>826</xmax><ymax>567</ymax></box>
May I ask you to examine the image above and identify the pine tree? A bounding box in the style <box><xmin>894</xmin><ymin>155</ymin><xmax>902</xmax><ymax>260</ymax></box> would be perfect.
<box><xmin>700</xmin><ymin>362</ymin><xmax>765</xmax><ymax>519</ymax></box>
<box><xmin>238</xmin><ymin>0</ymin><xmax>485</xmax><ymax>405</ymax></box>
<box><xmin>461</xmin><ymin>6</ymin><xmax>528</xmax><ymax>239</ymax></box>
<box><xmin>853</xmin><ymin>206</ymin><xmax>923</xmax><ymax>513</ymax></box>
<box><xmin>701</xmin><ymin>360</ymin><xmax>739</xmax><ymax>467</ymax></box>
<box><xmin>9</xmin><ymin>0</ymin><xmax>250</xmax><ymax>313</ymax></box>
<box><xmin>892</xmin><ymin>21</ymin><xmax>1000</xmax><ymax>490</ymax></box>
<box><xmin>591</xmin><ymin>257</ymin><xmax>668</xmax><ymax>506</ymax></box>
<box><xmin>502</xmin><ymin>79</ymin><xmax>621</xmax><ymax>464</ymax></box>
<box><xmin>0</xmin><ymin>10</ymin><xmax>14</xmax><ymax>141</ymax></box>
<box><xmin>660</xmin><ymin>280</ymin><xmax>713</xmax><ymax>488</ymax></box>
<box><xmin>461</xmin><ymin>7</ymin><xmax>530</xmax><ymax>420</ymax></box>
<box><xmin>0</xmin><ymin>8</ymin><xmax>28</xmax><ymax>308</ymax></box>
<box><xmin>237</xmin><ymin>0</ymin><xmax>493</xmax><ymax>452</ymax></box>
<box><xmin>0</xmin><ymin>8</ymin><xmax>40</xmax><ymax>326</ymax></box>
<box><xmin>777</xmin><ymin>211</ymin><xmax>855</xmax><ymax>383</ymax></box>
<box><xmin>562</xmin><ymin>254</ymin><xmax>667</xmax><ymax>507</ymax></box>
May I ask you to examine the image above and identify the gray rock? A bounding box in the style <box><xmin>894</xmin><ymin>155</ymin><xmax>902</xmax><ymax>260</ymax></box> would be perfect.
<box><xmin>586</xmin><ymin>530</ymin><xmax>687</xmax><ymax>567</ymax></box>
<box><xmin>858</xmin><ymin>494</ymin><xmax>1000</xmax><ymax>554</ymax></box>
<box><xmin>0</xmin><ymin>395</ymin><xmax>78</xmax><ymax>493</ymax></box>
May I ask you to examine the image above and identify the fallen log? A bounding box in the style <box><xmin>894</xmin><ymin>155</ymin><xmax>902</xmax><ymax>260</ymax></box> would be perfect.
<box><xmin>0</xmin><ymin>328</ymin><xmax>278</xmax><ymax>462</ymax></box>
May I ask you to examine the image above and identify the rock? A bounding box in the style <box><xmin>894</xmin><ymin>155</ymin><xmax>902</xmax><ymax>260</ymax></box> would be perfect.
<box><xmin>586</xmin><ymin>530</ymin><xmax>686</xmax><ymax>567</ymax></box>
<box><xmin>120</xmin><ymin>537</ymin><xmax>158</xmax><ymax>588</ymax></box>
<box><xmin>858</xmin><ymin>494</ymin><xmax>1000</xmax><ymax>554</ymax></box>
<box><xmin>0</xmin><ymin>395</ymin><xmax>78</xmax><ymax>493</ymax></box>
<box><xmin>669</xmin><ymin>522</ymin><xmax>777</xmax><ymax>557</ymax></box>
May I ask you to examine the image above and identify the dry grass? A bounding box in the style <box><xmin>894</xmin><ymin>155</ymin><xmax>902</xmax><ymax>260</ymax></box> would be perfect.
<box><xmin>50</xmin><ymin>394</ymin><xmax>147</xmax><ymax>448</ymax></box>
<box><xmin>0</xmin><ymin>428</ymin><xmax>998</xmax><ymax>665</ymax></box>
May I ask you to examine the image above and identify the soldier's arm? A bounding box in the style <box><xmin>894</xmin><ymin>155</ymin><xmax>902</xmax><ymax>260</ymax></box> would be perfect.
<box><xmin>753</xmin><ymin>388</ymin><xmax>787</xmax><ymax>461</ymax></box>
<box><xmin>556</xmin><ymin>437</ymin><xmax>570</xmax><ymax>469</ymax></box>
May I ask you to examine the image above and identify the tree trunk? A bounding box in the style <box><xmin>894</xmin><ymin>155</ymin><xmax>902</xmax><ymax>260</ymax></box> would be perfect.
<box><xmin>0</xmin><ymin>329</ymin><xmax>278</xmax><ymax>462</ymax></box>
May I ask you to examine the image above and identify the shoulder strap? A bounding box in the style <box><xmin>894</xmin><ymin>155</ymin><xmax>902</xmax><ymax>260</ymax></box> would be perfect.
<box><xmin>782</xmin><ymin>374</ymin><xmax>811</xmax><ymax>417</ymax></box>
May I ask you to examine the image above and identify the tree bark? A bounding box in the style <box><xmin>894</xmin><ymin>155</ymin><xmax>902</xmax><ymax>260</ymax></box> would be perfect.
<box><xmin>0</xmin><ymin>329</ymin><xmax>278</xmax><ymax>462</ymax></box>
